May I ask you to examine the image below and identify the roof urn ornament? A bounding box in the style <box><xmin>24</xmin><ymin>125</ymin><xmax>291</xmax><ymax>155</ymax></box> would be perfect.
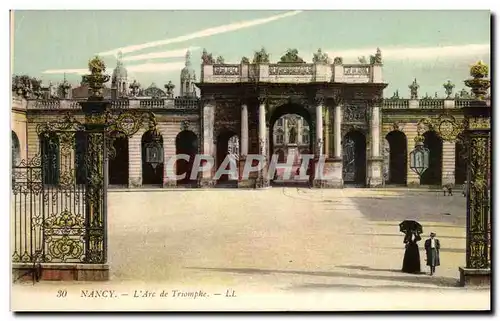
<box><xmin>129</xmin><ymin>80</ymin><xmax>140</xmax><ymax>97</ymax></box>
<box><xmin>164</xmin><ymin>81</ymin><xmax>175</xmax><ymax>98</ymax></box>
<box><xmin>216</xmin><ymin>55</ymin><xmax>225</xmax><ymax>64</ymax></box>
<box><xmin>59</xmin><ymin>74</ymin><xmax>72</xmax><ymax>98</ymax></box>
<box><xmin>443</xmin><ymin>80</ymin><xmax>455</xmax><ymax>99</ymax></box>
<box><xmin>464</xmin><ymin>60</ymin><xmax>490</xmax><ymax>100</ymax></box>
<box><xmin>333</xmin><ymin>57</ymin><xmax>343</xmax><ymax>65</ymax></box>
<box><xmin>241</xmin><ymin>56</ymin><xmax>250</xmax><ymax>64</ymax></box>
<box><xmin>82</xmin><ymin>55</ymin><xmax>110</xmax><ymax>99</ymax></box>
<box><xmin>279</xmin><ymin>48</ymin><xmax>305</xmax><ymax>64</ymax></box>
<box><xmin>409</xmin><ymin>78</ymin><xmax>419</xmax><ymax>100</ymax></box>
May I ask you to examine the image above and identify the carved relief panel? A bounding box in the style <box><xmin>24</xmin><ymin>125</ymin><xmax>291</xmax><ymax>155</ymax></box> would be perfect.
<box><xmin>214</xmin><ymin>100</ymin><xmax>240</xmax><ymax>137</ymax></box>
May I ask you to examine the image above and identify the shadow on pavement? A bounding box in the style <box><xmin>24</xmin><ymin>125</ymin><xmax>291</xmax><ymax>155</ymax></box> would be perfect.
<box><xmin>345</xmin><ymin>233</ymin><xmax>466</xmax><ymax>240</ymax></box>
<box><xmin>283</xmin><ymin>282</ymin><xmax>460</xmax><ymax>291</ymax></box>
<box><xmin>347</xmin><ymin>196</ymin><xmax>466</xmax><ymax>226</ymax></box>
<box><xmin>185</xmin><ymin>266</ymin><xmax>460</xmax><ymax>288</ymax></box>
<box><xmin>380</xmin><ymin>247</ymin><xmax>465</xmax><ymax>254</ymax></box>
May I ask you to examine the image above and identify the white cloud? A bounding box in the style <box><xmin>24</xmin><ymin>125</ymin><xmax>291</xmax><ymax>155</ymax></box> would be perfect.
<box><xmin>42</xmin><ymin>62</ymin><xmax>186</xmax><ymax>76</ymax></box>
<box><xmin>42</xmin><ymin>68</ymin><xmax>88</xmax><ymax>75</ymax></box>
<box><xmin>97</xmin><ymin>10</ymin><xmax>303</xmax><ymax>57</ymax></box>
<box><xmin>123</xmin><ymin>47</ymin><xmax>200</xmax><ymax>62</ymax></box>
<box><xmin>323</xmin><ymin>44</ymin><xmax>490</xmax><ymax>62</ymax></box>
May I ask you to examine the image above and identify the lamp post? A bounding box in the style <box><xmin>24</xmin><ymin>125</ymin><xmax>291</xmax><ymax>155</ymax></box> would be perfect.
<box><xmin>409</xmin><ymin>135</ymin><xmax>430</xmax><ymax>178</ymax></box>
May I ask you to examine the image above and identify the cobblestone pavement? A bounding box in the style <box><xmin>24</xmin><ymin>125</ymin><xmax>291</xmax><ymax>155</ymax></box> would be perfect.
<box><xmin>12</xmin><ymin>188</ymin><xmax>490</xmax><ymax>311</ymax></box>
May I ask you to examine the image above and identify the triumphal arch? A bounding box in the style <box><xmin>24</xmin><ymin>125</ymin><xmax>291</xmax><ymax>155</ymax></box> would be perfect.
<box><xmin>197</xmin><ymin>48</ymin><xmax>387</xmax><ymax>188</ymax></box>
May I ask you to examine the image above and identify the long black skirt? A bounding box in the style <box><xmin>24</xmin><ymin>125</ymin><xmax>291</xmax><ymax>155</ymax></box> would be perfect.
<box><xmin>402</xmin><ymin>243</ymin><xmax>421</xmax><ymax>274</ymax></box>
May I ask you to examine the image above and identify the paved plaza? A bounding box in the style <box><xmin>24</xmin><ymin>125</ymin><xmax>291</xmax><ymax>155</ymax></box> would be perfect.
<box><xmin>12</xmin><ymin>188</ymin><xmax>490</xmax><ymax>311</ymax></box>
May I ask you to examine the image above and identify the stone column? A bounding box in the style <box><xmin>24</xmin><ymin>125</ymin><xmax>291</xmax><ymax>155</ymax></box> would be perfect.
<box><xmin>200</xmin><ymin>97</ymin><xmax>215</xmax><ymax>187</ymax></box>
<box><xmin>368</xmin><ymin>101</ymin><xmax>383</xmax><ymax>187</ymax></box>
<box><xmin>442</xmin><ymin>141</ymin><xmax>456</xmax><ymax>186</ymax></box>
<box><xmin>324</xmin><ymin>107</ymin><xmax>330</xmax><ymax>157</ymax></box>
<box><xmin>240</xmin><ymin>103</ymin><xmax>249</xmax><ymax>157</ymax></box>
<box><xmin>326</xmin><ymin>101</ymin><xmax>343</xmax><ymax>188</ymax></box>
<box><xmin>256</xmin><ymin>98</ymin><xmax>269</xmax><ymax>188</ymax></box>
<box><xmin>315</xmin><ymin>102</ymin><xmax>324</xmax><ymax>156</ymax></box>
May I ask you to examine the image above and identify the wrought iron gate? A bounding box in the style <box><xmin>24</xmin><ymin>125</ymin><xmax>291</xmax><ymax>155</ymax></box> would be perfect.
<box><xmin>342</xmin><ymin>137</ymin><xmax>356</xmax><ymax>183</ymax></box>
<box><xmin>11</xmin><ymin>118</ymin><xmax>103</xmax><ymax>264</ymax></box>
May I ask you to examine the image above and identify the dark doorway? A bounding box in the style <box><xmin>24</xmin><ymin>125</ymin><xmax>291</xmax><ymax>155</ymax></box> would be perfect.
<box><xmin>40</xmin><ymin>133</ymin><xmax>60</xmax><ymax>185</ymax></box>
<box><xmin>12</xmin><ymin>131</ymin><xmax>20</xmax><ymax>166</ymax></box>
<box><xmin>342</xmin><ymin>130</ymin><xmax>366</xmax><ymax>186</ymax></box>
<box><xmin>216</xmin><ymin>131</ymin><xmax>239</xmax><ymax>186</ymax></box>
<box><xmin>420</xmin><ymin>131</ymin><xmax>442</xmax><ymax>185</ymax></box>
<box><xmin>385</xmin><ymin>130</ymin><xmax>407</xmax><ymax>185</ymax></box>
<box><xmin>175</xmin><ymin>130</ymin><xmax>198</xmax><ymax>186</ymax></box>
<box><xmin>455</xmin><ymin>140</ymin><xmax>467</xmax><ymax>185</ymax></box>
<box><xmin>109</xmin><ymin>132</ymin><xmax>129</xmax><ymax>186</ymax></box>
<box><xmin>142</xmin><ymin>130</ymin><xmax>164</xmax><ymax>186</ymax></box>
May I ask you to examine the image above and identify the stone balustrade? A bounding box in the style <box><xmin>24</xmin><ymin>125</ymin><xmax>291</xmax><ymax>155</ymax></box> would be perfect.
<box><xmin>23</xmin><ymin>97</ymin><xmax>200</xmax><ymax>110</ymax></box>
<box><xmin>201</xmin><ymin>62</ymin><xmax>384</xmax><ymax>84</ymax></box>
<box><xmin>382</xmin><ymin>98</ymin><xmax>474</xmax><ymax>110</ymax></box>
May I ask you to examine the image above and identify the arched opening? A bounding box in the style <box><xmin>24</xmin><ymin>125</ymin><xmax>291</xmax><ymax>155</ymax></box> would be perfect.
<box><xmin>141</xmin><ymin>130</ymin><xmax>164</xmax><ymax>186</ymax></box>
<box><xmin>40</xmin><ymin>133</ymin><xmax>60</xmax><ymax>185</ymax></box>
<box><xmin>269</xmin><ymin>103</ymin><xmax>313</xmax><ymax>185</ymax></box>
<box><xmin>342</xmin><ymin>130</ymin><xmax>366</xmax><ymax>186</ymax></box>
<box><xmin>420</xmin><ymin>130</ymin><xmax>442</xmax><ymax>185</ymax></box>
<box><xmin>385</xmin><ymin>130</ymin><xmax>408</xmax><ymax>185</ymax></box>
<box><xmin>11</xmin><ymin>131</ymin><xmax>20</xmax><ymax>166</ymax></box>
<box><xmin>74</xmin><ymin>131</ymin><xmax>87</xmax><ymax>185</ymax></box>
<box><xmin>175</xmin><ymin>130</ymin><xmax>198</xmax><ymax>185</ymax></box>
<box><xmin>215</xmin><ymin>130</ymin><xmax>239</xmax><ymax>185</ymax></box>
<box><xmin>455</xmin><ymin>138</ymin><xmax>467</xmax><ymax>185</ymax></box>
<box><xmin>109</xmin><ymin>131</ymin><xmax>129</xmax><ymax>186</ymax></box>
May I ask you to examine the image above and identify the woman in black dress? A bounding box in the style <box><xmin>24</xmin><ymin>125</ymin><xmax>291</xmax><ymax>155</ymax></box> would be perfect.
<box><xmin>402</xmin><ymin>231</ymin><xmax>422</xmax><ymax>274</ymax></box>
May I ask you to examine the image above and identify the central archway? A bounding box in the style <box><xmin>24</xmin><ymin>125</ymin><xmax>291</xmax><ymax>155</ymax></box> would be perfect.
<box><xmin>268</xmin><ymin>103</ymin><xmax>313</xmax><ymax>185</ymax></box>
<box><xmin>175</xmin><ymin>130</ymin><xmax>198</xmax><ymax>186</ymax></box>
<box><xmin>420</xmin><ymin>130</ymin><xmax>442</xmax><ymax>186</ymax></box>
<box><xmin>215</xmin><ymin>130</ymin><xmax>239</xmax><ymax>186</ymax></box>
<box><xmin>342</xmin><ymin>130</ymin><xmax>366</xmax><ymax>186</ymax></box>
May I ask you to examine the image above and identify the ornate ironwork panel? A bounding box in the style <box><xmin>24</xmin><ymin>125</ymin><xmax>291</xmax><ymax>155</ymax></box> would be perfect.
<box><xmin>342</xmin><ymin>137</ymin><xmax>356</xmax><ymax>182</ymax></box>
<box><xmin>466</xmin><ymin>133</ymin><xmax>490</xmax><ymax>269</ymax></box>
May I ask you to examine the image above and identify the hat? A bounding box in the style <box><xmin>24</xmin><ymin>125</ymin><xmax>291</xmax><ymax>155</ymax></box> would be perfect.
<box><xmin>430</xmin><ymin>232</ymin><xmax>436</xmax><ymax>237</ymax></box>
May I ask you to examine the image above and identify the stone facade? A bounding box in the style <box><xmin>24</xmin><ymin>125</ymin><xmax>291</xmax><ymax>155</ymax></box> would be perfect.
<box><xmin>11</xmin><ymin>48</ymin><xmax>471</xmax><ymax>189</ymax></box>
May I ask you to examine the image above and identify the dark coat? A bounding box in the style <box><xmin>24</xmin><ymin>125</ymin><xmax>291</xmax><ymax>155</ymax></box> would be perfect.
<box><xmin>424</xmin><ymin>238</ymin><xmax>441</xmax><ymax>266</ymax></box>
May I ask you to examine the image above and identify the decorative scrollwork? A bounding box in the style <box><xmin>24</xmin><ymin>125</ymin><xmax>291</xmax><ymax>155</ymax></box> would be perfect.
<box><xmin>417</xmin><ymin>115</ymin><xmax>464</xmax><ymax>141</ymax></box>
<box><xmin>343</xmin><ymin>104</ymin><xmax>366</xmax><ymax>122</ymax></box>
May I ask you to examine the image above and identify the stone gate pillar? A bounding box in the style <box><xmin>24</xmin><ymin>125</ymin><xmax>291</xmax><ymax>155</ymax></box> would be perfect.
<box><xmin>458</xmin><ymin>61</ymin><xmax>491</xmax><ymax>287</ymax></box>
<box><xmin>368</xmin><ymin>98</ymin><xmax>384</xmax><ymax>187</ymax></box>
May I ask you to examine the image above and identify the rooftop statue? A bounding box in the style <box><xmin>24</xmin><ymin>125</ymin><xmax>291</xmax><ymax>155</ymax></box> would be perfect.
<box><xmin>358</xmin><ymin>56</ymin><xmax>368</xmax><ymax>64</ymax></box>
<box><xmin>201</xmin><ymin>49</ymin><xmax>215</xmax><ymax>65</ymax></box>
<box><xmin>312</xmin><ymin>48</ymin><xmax>330</xmax><ymax>64</ymax></box>
<box><xmin>216</xmin><ymin>55</ymin><xmax>225</xmax><ymax>64</ymax></box>
<box><xmin>241</xmin><ymin>56</ymin><xmax>250</xmax><ymax>64</ymax></box>
<box><xmin>253</xmin><ymin>47</ymin><xmax>270</xmax><ymax>64</ymax></box>
<box><xmin>279</xmin><ymin>48</ymin><xmax>305</xmax><ymax>63</ymax></box>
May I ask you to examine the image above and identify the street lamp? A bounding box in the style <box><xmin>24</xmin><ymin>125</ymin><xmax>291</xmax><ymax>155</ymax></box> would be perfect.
<box><xmin>145</xmin><ymin>127</ymin><xmax>164</xmax><ymax>170</ymax></box>
<box><xmin>409</xmin><ymin>136</ymin><xmax>429</xmax><ymax>178</ymax></box>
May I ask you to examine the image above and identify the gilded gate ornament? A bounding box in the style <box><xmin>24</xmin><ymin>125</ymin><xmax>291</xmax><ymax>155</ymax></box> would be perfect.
<box><xmin>417</xmin><ymin>115</ymin><xmax>464</xmax><ymax>142</ymax></box>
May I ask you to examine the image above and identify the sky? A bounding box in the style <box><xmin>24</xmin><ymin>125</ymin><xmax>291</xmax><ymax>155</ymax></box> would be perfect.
<box><xmin>12</xmin><ymin>10</ymin><xmax>491</xmax><ymax>98</ymax></box>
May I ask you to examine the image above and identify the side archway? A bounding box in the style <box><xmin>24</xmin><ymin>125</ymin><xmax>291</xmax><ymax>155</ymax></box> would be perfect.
<box><xmin>420</xmin><ymin>130</ymin><xmax>443</xmax><ymax>185</ymax></box>
<box><xmin>175</xmin><ymin>130</ymin><xmax>198</xmax><ymax>185</ymax></box>
<box><xmin>11</xmin><ymin>131</ymin><xmax>20</xmax><ymax>166</ymax></box>
<box><xmin>141</xmin><ymin>130</ymin><xmax>164</xmax><ymax>186</ymax></box>
<box><xmin>385</xmin><ymin>130</ymin><xmax>408</xmax><ymax>185</ymax></box>
<box><xmin>109</xmin><ymin>131</ymin><xmax>129</xmax><ymax>186</ymax></box>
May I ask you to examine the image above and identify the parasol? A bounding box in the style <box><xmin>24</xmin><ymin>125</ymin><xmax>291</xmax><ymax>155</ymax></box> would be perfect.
<box><xmin>399</xmin><ymin>220</ymin><xmax>423</xmax><ymax>234</ymax></box>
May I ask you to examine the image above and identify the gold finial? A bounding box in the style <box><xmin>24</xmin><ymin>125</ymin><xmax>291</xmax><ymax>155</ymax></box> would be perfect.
<box><xmin>88</xmin><ymin>56</ymin><xmax>106</xmax><ymax>74</ymax></box>
<box><xmin>470</xmin><ymin>60</ymin><xmax>488</xmax><ymax>78</ymax></box>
